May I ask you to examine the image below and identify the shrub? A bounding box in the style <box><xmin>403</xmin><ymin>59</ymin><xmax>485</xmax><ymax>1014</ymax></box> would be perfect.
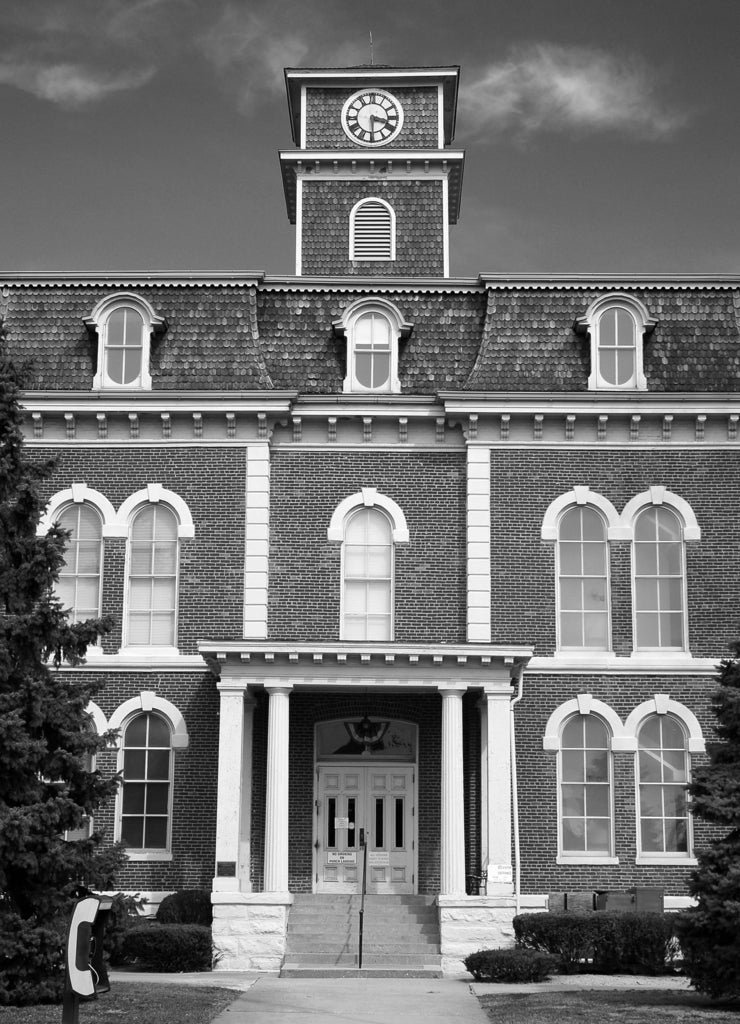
<box><xmin>122</xmin><ymin>923</ymin><xmax>213</xmax><ymax>972</ymax></box>
<box><xmin>514</xmin><ymin>911</ymin><xmax>679</xmax><ymax>975</ymax></box>
<box><xmin>464</xmin><ymin>947</ymin><xmax>558</xmax><ymax>983</ymax></box>
<box><xmin>514</xmin><ymin>912</ymin><xmax>594</xmax><ymax>973</ymax></box>
<box><xmin>103</xmin><ymin>892</ymin><xmax>148</xmax><ymax>967</ymax></box>
<box><xmin>156</xmin><ymin>890</ymin><xmax>212</xmax><ymax>927</ymax></box>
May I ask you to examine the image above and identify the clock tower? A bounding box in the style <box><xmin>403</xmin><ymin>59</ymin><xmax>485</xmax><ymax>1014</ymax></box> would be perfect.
<box><xmin>280</xmin><ymin>66</ymin><xmax>464</xmax><ymax>278</ymax></box>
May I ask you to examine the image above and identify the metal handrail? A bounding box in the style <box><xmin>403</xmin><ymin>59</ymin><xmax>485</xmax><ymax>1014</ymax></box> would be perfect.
<box><xmin>358</xmin><ymin>831</ymin><xmax>368</xmax><ymax>969</ymax></box>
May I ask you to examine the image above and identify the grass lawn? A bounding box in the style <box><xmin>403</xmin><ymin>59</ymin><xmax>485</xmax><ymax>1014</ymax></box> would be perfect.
<box><xmin>477</xmin><ymin>988</ymin><xmax>740</xmax><ymax>1023</ymax></box>
<box><xmin>0</xmin><ymin>983</ymin><xmax>239</xmax><ymax>1024</ymax></box>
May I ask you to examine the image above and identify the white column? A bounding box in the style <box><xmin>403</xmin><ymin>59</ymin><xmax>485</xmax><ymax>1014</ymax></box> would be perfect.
<box><xmin>467</xmin><ymin>445</ymin><xmax>491</xmax><ymax>642</ymax></box>
<box><xmin>263</xmin><ymin>684</ymin><xmax>292</xmax><ymax>893</ymax></box>
<box><xmin>214</xmin><ymin>677</ymin><xmax>254</xmax><ymax>893</ymax></box>
<box><xmin>481</xmin><ymin>681</ymin><xmax>514</xmax><ymax>895</ymax></box>
<box><xmin>439</xmin><ymin>685</ymin><xmax>467</xmax><ymax>896</ymax></box>
<box><xmin>244</xmin><ymin>443</ymin><xmax>270</xmax><ymax>639</ymax></box>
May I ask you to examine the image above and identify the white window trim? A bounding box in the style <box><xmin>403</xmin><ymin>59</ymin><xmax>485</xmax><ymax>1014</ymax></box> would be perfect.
<box><xmin>629</xmin><ymin>698</ymin><xmax>701</xmax><ymax>862</ymax></box>
<box><xmin>340</xmin><ymin>506</ymin><xmax>395</xmax><ymax>642</ymax></box>
<box><xmin>328</xmin><ymin>489</ymin><xmax>408</xmax><ymax>643</ymax></box>
<box><xmin>85</xmin><ymin>292</ymin><xmax>165</xmax><ymax>391</ymax></box>
<box><xmin>327</xmin><ymin>488</ymin><xmax>409</xmax><ymax>544</ymax></box>
<box><xmin>117</xmin><ymin>486</ymin><xmax>194</xmax><ymax>656</ymax></box>
<box><xmin>333</xmin><ymin>298</ymin><xmax>412</xmax><ymax>395</ymax></box>
<box><xmin>349</xmin><ymin>197</ymin><xmax>396</xmax><ymax>262</ymax></box>
<box><xmin>552</xmin><ymin>703</ymin><xmax>618</xmax><ymax>862</ymax></box>
<box><xmin>621</xmin><ymin>488</ymin><xmax>698</xmax><ymax>656</ymax></box>
<box><xmin>575</xmin><ymin>293</ymin><xmax>656</xmax><ymax>392</ymax></box>
<box><xmin>109</xmin><ymin>692</ymin><xmax>188</xmax><ymax>862</ymax></box>
<box><xmin>39</xmin><ymin>484</ymin><xmax>118</xmax><ymax>537</ymax></box>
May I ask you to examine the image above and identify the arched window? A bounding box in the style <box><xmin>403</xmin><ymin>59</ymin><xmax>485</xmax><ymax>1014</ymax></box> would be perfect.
<box><xmin>333</xmin><ymin>299</ymin><xmax>411</xmax><ymax>395</ymax></box>
<box><xmin>350</xmin><ymin>198</ymin><xmax>395</xmax><ymax>261</ymax></box>
<box><xmin>633</xmin><ymin>506</ymin><xmax>685</xmax><ymax>651</ymax></box>
<box><xmin>126</xmin><ymin>504</ymin><xmax>179</xmax><ymax>647</ymax></box>
<box><xmin>119</xmin><ymin>712</ymin><xmax>173</xmax><ymax>852</ymax></box>
<box><xmin>637</xmin><ymin>714</ymin><xmax>691</xmax><ymax>857</ymax></box>
<box><xmin>342</xmin><ymin>507</ymin><xmax>393</xmax><ymax>641</ymax></box>
<box><xmin>557</xmin><ymin>506</ymin><xmax>610</xmax><ymax>650</ymax></box>
<box><xmin>56</xmin><ymin>503</ymin><xmax>104</xmax><ymax>623</ymax></box>
<box><xmin>575</xmin><ymin>294</ymin><xmax>656</xmax><ymax>391</ymax></box>
<box><xmin>560</xmin><ymin>714</ymin><xmax>613</xmax><ymax>856</ymax></box>
<box><xmin>86</xmin><ymin>293</ymin><xmax>165</xmax><ymax>390</ymax></box>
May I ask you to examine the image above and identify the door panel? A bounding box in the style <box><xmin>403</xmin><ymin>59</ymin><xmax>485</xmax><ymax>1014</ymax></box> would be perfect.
<box><xmin>316</xmin><ymin>764</ymin><xmax>415</xmax><ymax>894</ymax></box>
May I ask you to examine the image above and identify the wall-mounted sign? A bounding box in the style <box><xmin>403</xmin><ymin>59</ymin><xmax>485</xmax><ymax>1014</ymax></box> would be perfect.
<box><xmin>334</xmin><ymin>817</ymin><xmax>350</xmax><ymax>829</ymax></box>
<box><xmin>488</xmin><ymin>864</ymin><xmax>513</xmax><ymax>883</ymax></box>
<box><xmin>368</xmin><ymin>851</ymin><xmax>390</xmax><ymax>866</ymax></box>
<box><xmin>328</xmin><ymin>852</ymin><xmax>357</xmax><ymax>864</ymax></box>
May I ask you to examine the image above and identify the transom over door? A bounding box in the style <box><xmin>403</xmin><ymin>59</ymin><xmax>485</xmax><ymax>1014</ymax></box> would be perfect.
<box><xmin>316</xmin><ymin>765</ymin><xmax>415</xmax><ymax>894</ymax></box>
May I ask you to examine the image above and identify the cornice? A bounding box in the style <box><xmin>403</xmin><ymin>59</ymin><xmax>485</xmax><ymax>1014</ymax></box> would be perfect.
<box><xmin>478</xmin><ymin>274</ymin><xmax>740</xmax><ymax>290</ymax></box>
<box><xmin>0</xmin><ymin>273</ymin><xmax>265</xmax><ymax>288</ymax></box>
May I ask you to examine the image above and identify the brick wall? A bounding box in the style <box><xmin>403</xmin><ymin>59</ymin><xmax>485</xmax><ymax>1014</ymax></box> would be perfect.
<box><xmin>514</xmin><ymin>672</ymin><xmax>720</xmax><ymax>895</ymax></box>
<box><xmin>304</xmin><ymin>86</ymin><xmax>439</xmax><ymax>149</ymax></box>
<box><xmin>64</xmin><ymin>669</ymin><xmax>219</xmax><ymax>892</ymax></box>
<box><xmin>268</xmin><ymin>450</ymin><xmax>467</xmax><ymax>643</ymax></box>
<box><xmin>301</xmin><ymin>179</ymin><xmax>445</xmax><ymax>276</ymax></box>
<box><xmin>490</xmin><ymin>448</ymin><xmax>740</xmax><ymax>656</ymax></box>
<box><xmin>36</xmin><ymin>447</ymin><xmax>247</xmax><ymax>653</ymax></box>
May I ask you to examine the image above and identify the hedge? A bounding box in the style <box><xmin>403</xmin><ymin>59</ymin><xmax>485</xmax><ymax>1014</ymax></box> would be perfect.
<box><xmin>464</xmin><ymin>947</ymin><xmax>558</xmax><ymax>983</ymax></box>
<box><xmin>513</xmin><ymin>912</ymin><xmax>679</xmax><ymax>975</ymax></box>
<box><xmin>156</xmin><ymin>890</ymin><xmax>212</xmax><ymax>927</ymax></box>
<box><xmin>121</xmin><ymin>923</ymin><xmax>214</xmax><ymax>972</ymax></box>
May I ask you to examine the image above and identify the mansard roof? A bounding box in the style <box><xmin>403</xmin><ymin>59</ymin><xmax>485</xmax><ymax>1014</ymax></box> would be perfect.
<box><xmin>2</xmin><ymin>274</ymin><xmax>739</xmax><ymax>395</ymax></box>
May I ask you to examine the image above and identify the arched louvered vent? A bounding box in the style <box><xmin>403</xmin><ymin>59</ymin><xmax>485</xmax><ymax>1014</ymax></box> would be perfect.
<box><xmin>350</xmin><ymin>199</ymin><xmax>395</xmax><ymax>261</ymax></box>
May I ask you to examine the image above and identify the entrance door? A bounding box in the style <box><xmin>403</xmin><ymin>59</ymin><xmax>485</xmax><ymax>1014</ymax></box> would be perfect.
<box><xmin>316</xmin><ymin>765</ymin><xmax>415</xmax><ymax>894</ymax></box>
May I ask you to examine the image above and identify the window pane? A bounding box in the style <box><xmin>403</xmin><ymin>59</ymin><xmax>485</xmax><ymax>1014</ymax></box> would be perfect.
<box><xmin>663</xmin><ymin>786</ymin><xmax>687</xmax><ymax>818</ymax></box>
<box><xmin>615</xmin><ymin>349</ymin><xmax>635</xmax><ymax>385</ymax></box>
<box><xmin>660</xmin><ymin>716</ymin><xmax>686</xmax><ymax>749</ymax></box>
<box><xmin>641</xmin><ymin>820</ymin><xmax>663</xmax><ymax>852</ymax></box>
<box><xmin>125</xmin><ymin>715</ymin><xmax>148</xmax><ymax>746</ymax></box>
<box><xmin>585</xmin><ymin>785</ymin><xmax>609</xmax><ymax>818</ymax></box>
<box><xmin>583</xmin><ymin>612</ymin><xmax>608</xmax><ymax>648</ymax></box>
<box><xmin>639</xmin><ymin>785</ymin><xmax>664</xmax><ymax>817</ymax></box>
<box><xmin>582</xmin><ymin>542</ymin><xmax>606</xmax><ymax>575</ymax></box>
<box><xmin>123</xmin><ymin>750</ymin><xmax>146</xmax><ymax>779</ymax></box>
<box><xmin>144</xmin><ymin>818</ymin><xmax>168</xmax><ymax>849</ymax></box>
<box><xmin>122</xmin><ymin>783</ymin><xmax>146</xmax><ymax>814</ymax></box>
<box><xmin>561</xmin><ymin>784</ymin><xmax>584</xmax><ymax>816</ymax></box>
<box><xmin>638</xmin><ymin>716</ymin><xmax>662</xmax><ymax>748</ymax></box>
<box><xmin>560</xmin><ymin>614</ymin><xmax>583</xmax><ymax>648</ymax></box>
<box><xmin>562</xmin><ymin>749</ymin><xmax>584</xmax><ymax>781</ymax></box>
<box><xmin>147</xmin><ymin>750</ymin><xmax>171</xmax><ymax>781</ymax></box>
<box><xmin>121</xmin><ymin>817</ymin><xmax>144</xmax><ymax>848</ymax></box>
<box><xmin>150</xmin><ymin>613</ymin><xmax>175</xmax><ymax>645</ymax></box>
<box><xmin>586</xmin><ymin>818</ymin><xmax>610</xmax><ymax>852</ymax></box>
<box><xmin>584</xmin><ymin>716</ymin><xmax>608</xmax><ymax>747</ymax></box>
<box><xmin>146</xmin><ymin>783</ymin><xmax>170</xmax><ymax>814</ymax></box>
<box><xmin>562</xmin><ymin>718</ymin><xmax>584</xmax><ymax>748</ymax></box>
<box><xmin>665</xmin><ymin>819</ymin><xmax>688</xmax><ymax>853</ymax></box>
<box><xmin>585</xmin><ymin>751</ymin><xmax>607</xmax><ymax>782</ymax></box>
<box><xmin>562</xmin><ymin>818</ymin><xmax>585</xmax><ymax>852</ymax></box>
<box><xmin>638</xmin><ymin>749</ymin><xmax>662</xmax><ymax>783</ymax></box>
<box><xmin>559</xmin><ymin>579</ymin><xmax>583</xmax><ymax>609</ymax></box>
<box><xmin>635</xmin><ymin>577</ymin><xmax>658</xmax><ymax>611</ymax></box>
<box><xmin>148</xmin><ymin>716</ymin><xmax>171</xmax><ymax>747</ymax></box>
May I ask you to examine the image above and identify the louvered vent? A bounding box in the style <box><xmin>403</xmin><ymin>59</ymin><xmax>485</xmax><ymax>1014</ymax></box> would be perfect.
<box><xmin>351</xmin><ymin>200</ymin><xmax>394</xmax><ymax>260</ymax></box>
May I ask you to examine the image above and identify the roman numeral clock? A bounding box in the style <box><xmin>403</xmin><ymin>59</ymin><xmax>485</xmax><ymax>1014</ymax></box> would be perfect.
<box><xmin>341</xmin><ymin>90</ymin><xmax>404</xmax><ymax>146</ymax></box>
<box><xmin>280</xmin><ymin>67</ymin><xmax>464</xmax><ymax>277</ymax></box>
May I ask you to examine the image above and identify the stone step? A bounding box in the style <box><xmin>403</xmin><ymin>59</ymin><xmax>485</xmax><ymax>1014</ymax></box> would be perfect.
<box><xmin>280</xmin><ymin>966</ymin><xmax>443</xmax><ymax>979</ymax></box>
<box><xmin>283</xmin><ymin>952</ymin><xmax>442</xmax><ymax>966</ymax></box>
<box><xmin>287</xmin><ymin>925</ymin><xmax>439</xmax><ymax>940</ymax></box>
<box><xmin>287</xmin><ymin>939</ymin><xmax>439</xmax><ymax>954</ymax></box>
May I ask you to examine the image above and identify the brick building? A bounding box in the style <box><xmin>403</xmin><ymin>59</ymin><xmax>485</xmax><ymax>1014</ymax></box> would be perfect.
<box><xmin>3</xmin><ymin>64</ymin><xmax>739</xmax><ymax>973</ymax></box>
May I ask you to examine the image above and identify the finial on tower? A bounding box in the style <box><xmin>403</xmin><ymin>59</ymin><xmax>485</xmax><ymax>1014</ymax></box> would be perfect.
<box><xmin>369</xmin><ymin>30</ymin><xmax>374</xmax><ymax>66</ymax></box>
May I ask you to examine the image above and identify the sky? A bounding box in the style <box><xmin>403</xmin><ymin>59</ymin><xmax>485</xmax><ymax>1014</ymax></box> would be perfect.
<box><xmin>0</xmin><ymin>0</ymin><xmax>738</xmax><ymax>279</ymax></box>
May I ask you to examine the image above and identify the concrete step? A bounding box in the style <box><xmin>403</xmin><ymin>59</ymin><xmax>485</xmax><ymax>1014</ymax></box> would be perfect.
<box><xmin>287</xmin><ymin>940</ymin><xmax>440</xmax><ymax>954</ymax></box>
<box><xmin>283</xmin><ymin>953</ymin><xmax>442</xmax><ymax>967</ymax></box>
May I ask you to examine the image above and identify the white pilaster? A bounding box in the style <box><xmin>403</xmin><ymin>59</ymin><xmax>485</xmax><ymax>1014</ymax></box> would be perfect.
<box><xmin>263</xmin><ymin>684</ymin><xmax>292</xmax><ymax>893</ymax></box>
<box><xmin>214</xmin><ymin>677</ymin><xmax>254</xmax><ymax>892</ymax></box>
<box><xmin>467</xmin><ymin>446</ymin><xmax>491</xmax><ymax>642</ymax></box>
<box><xmin>244</xmin><ymin>443</ymin><xmax>270</xmax><ymax>639</ymax></box>
<box><xmin>439</xmin><ymin>685</ymin><xmax>467</xmax><ymax>896</ymax></box>
<box><xmin>481</xmin><ymin>682</ymin><xmax>514</xmax><ymax>894</ymax></box>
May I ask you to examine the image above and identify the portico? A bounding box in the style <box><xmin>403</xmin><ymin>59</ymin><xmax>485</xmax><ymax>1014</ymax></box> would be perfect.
<box><xmin>201</xmin><ymin>641</ymin><xmax>531</xmax><ymax>972</ymax></box>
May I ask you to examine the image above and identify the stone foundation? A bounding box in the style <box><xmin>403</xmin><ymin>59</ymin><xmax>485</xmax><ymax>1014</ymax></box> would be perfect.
<box><xmin>437</xmin><ymin>896</ymin><xmax>517</xmax><ymax>975</ymax></box>
<box><xmin>211</xmin><ymin>892</ymin><xmax>293</xmax><ymax>971</ymax></box>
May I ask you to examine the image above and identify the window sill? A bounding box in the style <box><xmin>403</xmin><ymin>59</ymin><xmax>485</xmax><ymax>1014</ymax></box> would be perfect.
<box><xmin>124</xmin><ymin>851</ymin><xmax>173</xmax><ymax>862</ymax></box>
<box><xmin>556</xmin><ymin>856</ymin><xmax>619</xmax><ymax>866</ymax></box>
<box><xmin>635</xmin><ymin>856</ymin><xmax>697</xmax><ymax>866</ymax></box>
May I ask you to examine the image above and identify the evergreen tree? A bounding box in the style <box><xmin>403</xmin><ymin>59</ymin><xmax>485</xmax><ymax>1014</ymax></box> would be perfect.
<box><xmin>0</xmin><ymin>357</ymin><xmax>123</xmax><ymax>1005</ymax></box>
<box><xmin>677</xmin><ymin>641</ymin><xmax>740</xmax><ymax>1000</ymax></box>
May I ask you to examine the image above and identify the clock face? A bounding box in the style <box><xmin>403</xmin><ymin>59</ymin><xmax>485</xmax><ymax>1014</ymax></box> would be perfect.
<box><xmin>341</xmin><ymin>89</ymin><xmax>404</xmax><ymax>147</ymax></box>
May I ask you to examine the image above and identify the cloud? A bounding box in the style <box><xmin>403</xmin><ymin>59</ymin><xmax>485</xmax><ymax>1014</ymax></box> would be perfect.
<box><xmin>199</xmin><ymin>2</ymin><xmax>367</xmax><ymax>113</ymax></box>
<box><xmin>459</xmin><ymin>44</ymin><xmax>687</xmax><ymax>140</ymax></box>
<box><xmin>0</xmin><ymin>59</ymin><xmax>154</xmax><ymax>108</ymax></box>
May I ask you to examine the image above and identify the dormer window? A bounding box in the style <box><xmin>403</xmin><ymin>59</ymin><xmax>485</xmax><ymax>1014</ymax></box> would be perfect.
<box><xmin>576</xmin><ymin>294</ymin><xmax>656</xmax><ymax>391</ymax></box>
<box><xmin>350</xmin><ymin>199</ymin><xmax>395</xmax><ymax>261</ymax></box>
<box><xmin>333</xmin><ymin>298</ymin><xmax>412</xmax><ymax>394</ymax></box>
<box><xmin>85</xmin><ymin>293</ymin><xmax>165</xmax><ymax>390</ymax></box>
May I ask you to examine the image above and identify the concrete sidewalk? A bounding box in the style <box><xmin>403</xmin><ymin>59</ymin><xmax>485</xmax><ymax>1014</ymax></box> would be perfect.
<box><xmin>209</xmin><ymin>977</ymin><xmax>491</xmax><ymax>1024</ymax></box>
